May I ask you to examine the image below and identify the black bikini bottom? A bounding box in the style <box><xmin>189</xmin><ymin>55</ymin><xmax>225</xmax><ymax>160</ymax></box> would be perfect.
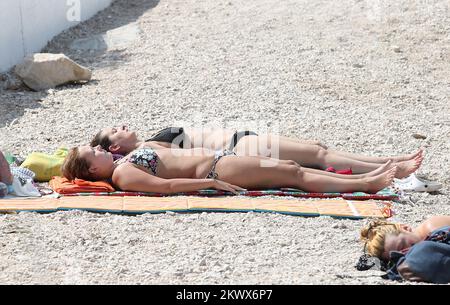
<box><xmin>228</xmin><ymin>130</ymin><xmax>258</xmax><ymax>151</ymax></box>
<box><xmin>147</xmin><ymin>127</ymin><xmax>258</xmax><ymax>150</ymax></box>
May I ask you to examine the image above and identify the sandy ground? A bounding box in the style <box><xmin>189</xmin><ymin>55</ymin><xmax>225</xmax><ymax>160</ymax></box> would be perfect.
<box><xmin>0</xmin><ymin>0</ymin><xmax>449</xmax><ymax>284</ymax></box>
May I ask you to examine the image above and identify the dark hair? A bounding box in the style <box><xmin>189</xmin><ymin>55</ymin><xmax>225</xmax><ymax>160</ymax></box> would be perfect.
<box><xmin>61</xmin><ymin>147</ymin><xmax>92</xmax><ymax>181</ymax></box>
<box><xmin>90</xmin><ymin>130</ymin><xmax>112</xmax><ymax>151</ymax></box>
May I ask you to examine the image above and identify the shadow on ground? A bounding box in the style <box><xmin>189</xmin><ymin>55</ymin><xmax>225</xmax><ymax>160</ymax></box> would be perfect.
<box><xmin>0</xmin><ymin>0</ymin><xmax>160</xmax><ymax>128</ymax></box>
<box><xmin>43</xmin><ymin>0</ymin><xmax>160</xmax><ymax>69</ymax></box>
<box><xmin>0</xmin><ymin>91</ymin><xmax>46</xmax><ymax>128</ymax></box>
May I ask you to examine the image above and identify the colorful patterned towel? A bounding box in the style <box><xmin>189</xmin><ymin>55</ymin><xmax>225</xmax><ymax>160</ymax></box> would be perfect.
<box><xmin>0</xmin><ymin>196</ymin><xmax>394</xmax><ymax>219</ymax></box>
<box><xmin>60</xmin><ymin>187</ymin><xmax>398</xmax><ymax>201</ymax></box>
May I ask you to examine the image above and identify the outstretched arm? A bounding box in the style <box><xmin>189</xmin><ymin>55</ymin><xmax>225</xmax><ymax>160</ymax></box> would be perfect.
<box><xmin>112</xmin><ymin>163</ymin><xmax>244</xmax><ymax>194</ymax></box>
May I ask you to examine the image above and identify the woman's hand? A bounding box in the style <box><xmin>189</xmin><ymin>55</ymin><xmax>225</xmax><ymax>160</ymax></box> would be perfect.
<box><xmin>211</xmin><ymin>179</ymin><xmax>246</xmax><ymax>195</ymax></box>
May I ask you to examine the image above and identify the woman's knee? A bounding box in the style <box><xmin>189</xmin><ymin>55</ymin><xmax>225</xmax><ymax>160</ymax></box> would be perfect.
<box><xmin>316</xmin><ymin>147</ymin><xmax>329</xmax><ymax>162</ymax></box>
<box><xmin>313</xmin><ymin>141</ymin><xmax>328</xmax><ymax>150</ymax></box>
<box><xmin>285</xmin><ymin>164</ymin><xmax>302</xmax><ymax>178</ymax></box>
<box><xmin>282</xmin><ymin>159</ymin><xmax>300</xmax><ymax>166</ymax></box>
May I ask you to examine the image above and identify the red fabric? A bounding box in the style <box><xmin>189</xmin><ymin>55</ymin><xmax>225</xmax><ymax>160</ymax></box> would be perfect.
<box><xmin>325</xmin><ymin>167</ymin><xmax>353</xmax><ymax>175</ymax></box>
<box><xmin>49</xmin><ymin>176</ymin><xmax>115</xmax><ymax>194</ymax></box>
<box><xmin>336</xmin><ymin>168</ymin><xmax>353</xmax><ymax>175</ymax></box>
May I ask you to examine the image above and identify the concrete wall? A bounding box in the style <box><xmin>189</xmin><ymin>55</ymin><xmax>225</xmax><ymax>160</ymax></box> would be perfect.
<box><xmin>0</xmin><ymin>0</ymin><xmax>112</xmax><ymax>72</ymax></box>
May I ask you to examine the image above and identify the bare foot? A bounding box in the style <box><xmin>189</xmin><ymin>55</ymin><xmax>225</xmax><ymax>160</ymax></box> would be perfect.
<box><xmin>393</xmin><ymin>154</ymin><xmax>424</xmax><ymax>178</ymax></box>
<box><xmin>365</xmin><ymin>167</ymin><xmax>397</xmax><ymax>193</ymax></box>
<box><xmin>390</xmin><ymin>149</ymin><xmax>423</xmax><ymax>163</ymax></box>
<box><xmin>362</xmin><ymin>160</ymin><xmax>393</xmax><ymax>178</ymax></box>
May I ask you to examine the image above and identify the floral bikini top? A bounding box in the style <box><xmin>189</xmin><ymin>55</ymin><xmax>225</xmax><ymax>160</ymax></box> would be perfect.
<box><xmin>120</xmin><ymin>148</ymin><xmax>159</xmax><ymax>175</ymax></box>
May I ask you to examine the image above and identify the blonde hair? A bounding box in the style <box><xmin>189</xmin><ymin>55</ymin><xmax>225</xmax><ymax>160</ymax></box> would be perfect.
<box><xmin>360</xmin><ymin>220</ymin><xmax>403</xmax><ymax>259</ymax></box>
<box><xmin>61</xmin><ymin>147</ymin><xmax>92</xmax><ymax>181</ymax></box>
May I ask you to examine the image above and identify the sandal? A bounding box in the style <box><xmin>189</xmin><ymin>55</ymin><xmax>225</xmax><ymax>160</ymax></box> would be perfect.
<box><xmin>393</xmin><ymin>173</ymin><xmax>442</xmax><ymax>193</ymax></box>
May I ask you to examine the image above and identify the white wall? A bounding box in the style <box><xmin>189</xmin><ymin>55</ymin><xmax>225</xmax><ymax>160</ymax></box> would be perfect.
<box><xmin>0</xmin><ymin>0</ymin><xmax>112</xmax><ymax>72</ymax></box>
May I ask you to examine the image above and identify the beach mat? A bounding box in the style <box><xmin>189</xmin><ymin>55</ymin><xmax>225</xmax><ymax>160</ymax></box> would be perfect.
<box><xmin>59</xmin><ymin>187</ymin><xmax>398</xmax><ymax>201</ymax></box>
<box><xmin>0</xmin><ymin>196</ymin><xmax>393</xmax><ymax>219</ymax></box>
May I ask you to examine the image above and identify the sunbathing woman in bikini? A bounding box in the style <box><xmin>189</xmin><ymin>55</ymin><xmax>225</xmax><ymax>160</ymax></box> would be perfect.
<box><xmin>90</xmin><ymin>126</ymin><xmax>424</xmax><ymax>179</ymax></box>
<box><xmin>360</xmin><ymin>216</ymin><xmax>450</xmax><ymax>261</ymax></box>
<box><xmin>62</xmin><ymin>144</ymin><xmax>398</xmax><ymax>195</ymax></box>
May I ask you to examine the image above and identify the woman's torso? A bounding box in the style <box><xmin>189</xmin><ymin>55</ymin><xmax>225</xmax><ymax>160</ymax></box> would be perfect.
<box><xmin>146</xmin><ymin>127</ymin><xmax>237</xmax><ymax>150</ymax></box>
<box><xmin>117</xmin><ymin>147</ymin><xmax>217</xmax><ymax>179</ymax></box>
<box><xmin>184</xmin><ymin>128</ymin><xmax>236</xmax><ymax>150</ymax></box>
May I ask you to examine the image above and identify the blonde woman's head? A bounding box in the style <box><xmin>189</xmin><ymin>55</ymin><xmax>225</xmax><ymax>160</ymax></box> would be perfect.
<box><xmin>360</xmin><ymin>220</ymin><xmax>420</xmax><ymax>261</ymax></box>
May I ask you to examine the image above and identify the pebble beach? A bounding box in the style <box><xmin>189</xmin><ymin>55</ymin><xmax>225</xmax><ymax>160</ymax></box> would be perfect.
<box><xmin>0</xmin><ymin>0</ymin><xmax>449</xmax><ymax>284</ymax></box>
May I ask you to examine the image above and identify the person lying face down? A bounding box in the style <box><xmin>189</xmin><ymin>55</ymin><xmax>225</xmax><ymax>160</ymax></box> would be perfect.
<box><xmin>361</xmin><ymin>216</ymin><xmax>450</xmax><ymax>261</ymax></box>
<box><xmin>61</xmin><ymin>145</ymin><xmax>398</xmax><ymax>195</ymax></box>
<box><xmin>90</xmin><ymin>125</ymin><xmax>424</xmax><ymax>179</ymax></box>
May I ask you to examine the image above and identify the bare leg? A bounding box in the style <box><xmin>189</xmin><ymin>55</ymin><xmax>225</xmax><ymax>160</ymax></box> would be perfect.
<box><xmin>249</xmin><ymin>157</ymin><xmax>392</xmax><ymax>179</ymax></box>
<box><xmin>234</xmin><ymin>135</ymin><xmax>422</xmax><ymax>177</ymax></box>
<box><xmin>327</xmin><ymin>148</ymin><xmax>423</xmax><ymax>164</ymax></box>
<box><xmin>235</xmin><ymin>136</ymin><xmax>384</xmax><ymax>172</ymax></box>
<box><xmin>0</xmin><ymin>151</ymin><xmax>13</xmax><ymax>185</ymax></box>
<box><xmin>214</xmin><ymin>155</ymin><xmax>396</xmax><ymax>193</ymax></box>
<box><xmin>276</xmin><ymin>135</ymin><xmax>422</xmax><ymax>163</ymax></box>
<box><xmin>301</xmin><ymin>161</ymin><xmax>393</xmax><ymax>179</ymax></box>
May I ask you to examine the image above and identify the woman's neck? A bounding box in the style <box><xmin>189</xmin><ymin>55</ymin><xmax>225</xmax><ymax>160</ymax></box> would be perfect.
<box><xmin>134</xmin><ymin>141</ymin><xmax>144</xmax><ymax>150</ymax></box>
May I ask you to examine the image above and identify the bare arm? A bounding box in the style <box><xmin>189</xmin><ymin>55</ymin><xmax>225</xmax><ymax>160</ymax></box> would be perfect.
<box><xmin>112</xmin><ymin>163</ymin><xmax>244</xmax><ymax>194</ymax></box>
<box><xmin>0</xmin><ymin>151</ymin><xmax>13</xmax><ymax>185</ymax></box>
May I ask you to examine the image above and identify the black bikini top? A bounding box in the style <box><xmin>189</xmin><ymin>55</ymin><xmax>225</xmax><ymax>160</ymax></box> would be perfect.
<box><xmin>146</xmin><ymin>127</ymin><xmax>185</xmax><ymax>148</ymax></box>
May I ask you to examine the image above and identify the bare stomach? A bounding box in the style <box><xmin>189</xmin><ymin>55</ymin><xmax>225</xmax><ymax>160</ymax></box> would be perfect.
<box><xmin>233</xmin><ymin>133</ymin><xmax>279</xmax><ymax>158</ymax></box>
<box><xmin>154</xmin><ymin>148</ymin><xmax>216</xmax><ymax>179</ymax></box>
<box><xmin>183</xmin><ymin>128</ymin><xmax>236</xmax><ymax>150</ymax></box>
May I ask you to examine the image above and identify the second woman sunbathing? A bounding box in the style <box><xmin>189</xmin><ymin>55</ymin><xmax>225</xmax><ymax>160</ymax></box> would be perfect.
<box><xmin>62</xmin><ymin>145</ymin><xmax>398</xmax><ymax>194</ymax></box>
<box><xmin>90</xmin><ymin>126</ymin><xmax>424</xmax><ymax>179</ymax></box>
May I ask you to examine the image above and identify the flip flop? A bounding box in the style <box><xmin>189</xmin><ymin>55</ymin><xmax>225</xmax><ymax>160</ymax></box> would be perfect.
<box><xmin>394</xmin><ymin>173</ymin><xmax>442</xmax><ymax>193</ymax></box>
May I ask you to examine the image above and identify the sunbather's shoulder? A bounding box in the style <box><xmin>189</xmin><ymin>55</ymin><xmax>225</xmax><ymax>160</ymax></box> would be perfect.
<box><xmin>111</xmin><ymin>162</ymin><xmax>133</xmax><ymax>183</ymax></box>
<box><xmin>417</xmin><ymin>216</ymin><xmax>450</xmax><ymax>237</ymax></box>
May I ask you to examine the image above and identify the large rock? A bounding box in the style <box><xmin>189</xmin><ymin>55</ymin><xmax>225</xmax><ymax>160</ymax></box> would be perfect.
<box><xmin>14</xmin><ymin>53</ymin><xmax>91</xmax><ymax>91</ymax></box>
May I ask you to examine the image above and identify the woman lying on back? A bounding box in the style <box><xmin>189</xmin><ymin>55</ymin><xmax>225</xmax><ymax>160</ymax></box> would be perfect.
<box><xmin>91</xmin><ymin>125</ymin><xmax>423</xmax><ymax>179</ymax></box>
<box><xmin>62</xmin><ymin>144</ymin><xmax>398</xmax><ymax>194</ymax></box>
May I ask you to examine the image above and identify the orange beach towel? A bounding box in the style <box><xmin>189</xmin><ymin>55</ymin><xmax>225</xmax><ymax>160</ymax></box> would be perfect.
<box><xmin>49</xmin><ymin>176</ymin><xmax>115</xmax><ymax>194</ymax></box>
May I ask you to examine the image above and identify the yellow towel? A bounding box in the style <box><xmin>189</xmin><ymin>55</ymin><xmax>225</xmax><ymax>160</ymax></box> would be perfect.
<box><xmin>21</xmin><ymin>147</ymin><xmax>68</xmax><ymax>182</ymax></box>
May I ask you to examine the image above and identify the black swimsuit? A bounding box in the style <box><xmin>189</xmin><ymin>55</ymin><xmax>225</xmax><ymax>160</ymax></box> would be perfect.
<box><xmin>146</xmin><ymin>127</ymin><xmax>185</xmax><ymax>148</ymax></box>
<box><xmin>227</xmin><ymin>130</ymin><xmax>258</xmax><ymax>151</ymax></box>
<box><xmin>146</xmin><ymin>127</ymin><xmax>258</xmax><ymax>150</ymax></box>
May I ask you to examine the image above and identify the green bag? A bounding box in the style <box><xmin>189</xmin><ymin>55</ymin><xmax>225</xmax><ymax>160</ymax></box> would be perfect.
<box><xmin>4</xmin><ymin>152</ymin><xmax>16</xmax><ymax>165</ymax></box>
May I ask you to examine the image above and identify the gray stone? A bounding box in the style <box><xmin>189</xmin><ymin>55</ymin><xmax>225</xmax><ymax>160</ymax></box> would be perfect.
<box><xmin>392</xmin><ymin>45</ymin><xmax>402</xmax><ymax>53</ymax></box>
<box><xmin>14</xmin><ymin>53</ymin><xmax>91</xmax><ymax>91</ymax></box>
